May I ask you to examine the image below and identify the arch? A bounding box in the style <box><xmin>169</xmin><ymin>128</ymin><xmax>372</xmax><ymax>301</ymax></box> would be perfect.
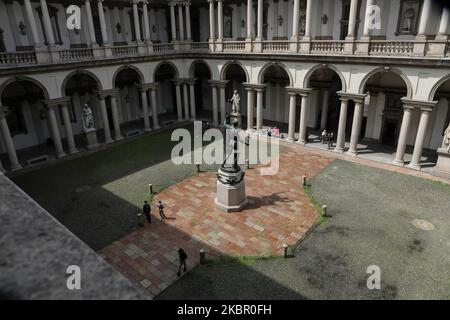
<box><xmin>428</xmin><ymin>73</ymin><xmax>450</xmax><ymax>101</ymax></box>
<box><xmin>220</xmin><ymin>60</ymin><xmax>249</xmax><ymax>82</ymax></box>
<box><xmin>112</xmin><ymin>64</ymin><xmax>145</xmax><ymax>87</ymax></box>
<box><xmin>189</xmin><ymin>59</ymin><xmax>212</xmax><ymax>78</ymax></box>
<box><xmin>61</xmin><ymin>69</ymin><xmax>103</xmax><ymax>96</ymax></box>
<box><xmin>303</xmin><ymin>64</ymin><xmax>346</xmax><ymax>91</ymax></box>
<box><xmin>153</xmin><ymin>60</ymin><xmax>180</xmax><ymax>82</ymax></box>
<box><xmin>359</xmin><ymin>67</ymin><xmax>412</xmax><ymax>99</ymax></box>
<box><xmin>0</xmin><ymin>76</ymin><xmax>50</xmax><ymax>100</ymax></box>
<box><xmin>257</xmin><ymin>61</ymin><xmax>293</xmax><ymax>87</ymax></box>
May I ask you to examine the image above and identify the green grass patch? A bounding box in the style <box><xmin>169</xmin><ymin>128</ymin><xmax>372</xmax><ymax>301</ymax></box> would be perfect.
<box><xmin>201</xmin><ymin>254</ymin><xmax>285</xmax><ymax>267</ymax></box>
<box><xmin>303</xmin><ymin>183</ymin><xmax>327</xmax><ymax>225</ymax></box>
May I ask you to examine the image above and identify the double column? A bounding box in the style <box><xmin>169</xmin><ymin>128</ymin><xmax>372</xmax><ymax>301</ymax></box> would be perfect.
<box><xmin>173</xmin><ymin>79</ymin><xmax>197</xmax><ymax>121</ymax></box>
<box><xmin>169</xmin><ymin>1</ymin><xmax>192</xmax><ymax>42</ymax></box>
<box><xmin>393</xmin><ymin>99</ymin><xmax>436</xmax><ymax>170</ymax></box>
<box><xmin>0</xmin><ymin>106</ymin><xmax>22</xmax><ymax>171</ymax></box>
<box><xmin>255</xmin><ymin>85</ymin><xmax>266</xmax><ymax>130</ymax></box>
<box><xmin>297</xmin><ymin>90</ymin><xmax>311</xmax><ymax>145</ymax></box>
<box><xmin>208</xmin><ymin>81</ymin><xmax>219</xmax><ymax>125</ymax></box>
<box><xmin>140</xmin><ymin>83</ymin><xmax>160</xmax><ymax>131</ymax></box>
<box><xmin>244</xmin><ymin>84</ymin><xmax>256</xmax><ymax>131</ymax></box>
<box><xmin>97</xmin><ymin>90</ymin><xmax>123</xmax><ymax>143</ymax></box>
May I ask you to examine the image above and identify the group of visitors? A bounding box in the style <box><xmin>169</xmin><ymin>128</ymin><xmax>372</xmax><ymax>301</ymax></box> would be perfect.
<box><xmin>321</xmin><ymin>129</ymin><xmax>335</xmax><ymax>149</ymax></box>
<box><xmin>142</xmin><ymin>200</ymin><xmax>167</xmax><ymax>224</ymax></box>
<box><xmin>267</xmin><ymin>127</ymin><xmax>280</xmax><ymax>137</ymax></box>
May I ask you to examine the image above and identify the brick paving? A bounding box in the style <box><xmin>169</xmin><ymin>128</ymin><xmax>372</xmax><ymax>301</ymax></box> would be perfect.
<box><xmin>98</xmin><ymin>147</ymin><xmax>333</xmax><ymax>298</ymax></box>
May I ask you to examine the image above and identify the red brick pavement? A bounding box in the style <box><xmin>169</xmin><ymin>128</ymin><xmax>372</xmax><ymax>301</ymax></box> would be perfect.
<box><xmin>98</xmin><ymin>147</ymin><xmax>334</xmax><ymax>297</ymax></box>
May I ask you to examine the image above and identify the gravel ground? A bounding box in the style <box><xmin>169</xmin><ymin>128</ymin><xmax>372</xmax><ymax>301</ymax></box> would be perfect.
<box><xmin>157</xmin><ymin>159</ymin><xmax>450</xmax><ymax>300</ymax></box>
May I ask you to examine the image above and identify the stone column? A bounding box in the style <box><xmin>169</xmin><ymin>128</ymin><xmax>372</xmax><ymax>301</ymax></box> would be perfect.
<box><xmin>347</xmin><ymin>100</ymin><xmax>364</xmax><ymax>155</ymax></box>
<box><xmin>142</xmin><ymin>1</ymin><xmax>151</xmax><ymax>42</ymax></box>
<box><xmin>174</xmin><ymin>81</ymin><xmax>183</xmax><ymax>121</ymax></box>
<box><xmin>409</xmin><ymin>107</ymin><xmax>432</xmax><ymax>170</ymax></box>
<box><xmin>363</xmin><ymin>0</ymin><xmax>375</xmax><ymax>38</ymax></box>
<box><xmin>246</xmin><ymin>87</ymin><xmax>255</xmax><ymax>130</ymax></box>
<box><xmin>98</xmin><ymin>96</ymin><xmax>113</xmax><ymax>143</ymax></box>
<box><xmin>417</xmin><ymin>0</ymin><xmax>432</xmax><ymax>37</ymax></box>
<box><xmin>437</xmin><ymin>6</ymin><xmax>450</xmax><ymax>39</ymax></box>
<box><xmin>256</xmin><ymin>0</ymin><xmax>263</xmax><ymax>39</ymax></box>
<box><xmin>24</xmin><ymin>0</ymin><xmax>40</xmax><ymax>47</ymax></box>
<box><xmin>169</xmin><ymin>2</ymin><xmax>177</xmax><ymax>41</ymax></box>
<box><xmin>150</xmin><ymin>86</ymin><xmax>160</xmax><ymax>129</ymax></box>
<box><xmin>393</xmin><ymin>105</ymin><xmax>414</xmax><ymax>166</ymax></box>
<box><xmin>178</xmin><ymin>3</ymin><xmax>185</xmax><ymax>41</ymax></box>
<box><xmin>256</xmin><ymin>87</ymin><xmax>264</xmax><ymax>130</ymax></box>
<box><xmin>188</xmin><ymin>80</ymin><xmax>196</xmax><ymax>120</ymax></box>
<box><xmin>217</xmin><ymin>0</ymin><xmax>224</xmax><ymax>40</ymax></box>
<box><xmin>183</xmin><ymin>82</ymin><xmax>190</xmax><ymax>120</ymax></box>
<box><xmin>246</xmin><ymin>0</ymin><xmax>253</xmax><ymax>39</ymax></box>
<box><xmin>132</xmin><ymin>0</ymin><xmax>142</xmax><ymax>42</ymax></box>
<box><xmin>210</xmin><ymin>84</ymin><xmax>219</xmax><ymax>125</ymax></box>
<box><xmin>287</xmin><ymin>92</ymin><xmax>297</xmax><ymax>141</ymax></box>
<box><xmin>110</xmin><ymin>94</ymin><xmax>124</xmax><ymax>141</ymax></box>
<box><xmin>335</xmin><ymin>98</ymin><xmax>349</xmax><ymax>153</ymax></box>
<box><xmin>97</xmin><ymin>0</ymin><xmax>108</xmax><ymax>44</ymax></box>
<box><xmin>46</xmin><ymin>105</ymin><xmax>66</xmax><ymax>158</ymax></box>
<box><xmin>320</xmin><ymin>89</ymin><xmax>329</xmax><ymax>129</ymax></box>
<box><xmin>60</xmin><ymin>102</ymin><xmax>78</xmax><ymax>154</ymax></box>
<box><xmin>40</xmin><ymin>0</ymin><xmax>55</xmax><ymax>46</ymax></box>
<box><xmin>347</xmin><ymin>0</ymin><xmax>358</xmax><ymax>39</ymax></box>
<box><xmin>291</xmin><ymin>0</ymin><xmax>300</xmax><ymax>40</ymax></box>
<box><xmin>85</xmin><ymin>0</ymin><xmax>97</xmax><ymax>46</ymax></box>
<box><xmin>0</xmin><ymin>106</ymin><xmax>22</xmax><ymax>170</ymax></box>
<box><xmin>140</xmin><ymin>88</ymin><xmax>151</xmax><ymax>131</ymax></box>
<box><xmin>185</xmin><ymin>2</ymin><xmax>192</xmax><ymax>41</ymax></box>
<box><xmin>298</xmin><ymin>94</ymin><xmax>309</xmax><ymax>145</ymax></box>
<box><xmin>208</xmin><ymin>0</ymin><xmax>216</xmax><ymax>40</ymax></box>
<box><xmin>219</xmin><ymin>83</ymin><xmax>227</xmax><ymax>124</ymax></box>
<box><xmin>304</xmin><ymin>0</ymin><xmax>312</xmax><ymax>39</ymax></box>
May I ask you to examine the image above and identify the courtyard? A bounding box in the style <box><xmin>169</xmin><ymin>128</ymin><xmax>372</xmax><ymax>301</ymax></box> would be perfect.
<box><xmin>10</xmin><ymin>125</ymin><xmax>450</xmax><ymax>299</ymax></box>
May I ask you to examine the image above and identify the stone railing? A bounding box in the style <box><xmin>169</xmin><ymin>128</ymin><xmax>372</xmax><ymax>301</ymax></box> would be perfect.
<box><xmin>153</xmin><ymin>43</ymin><xmax>174</xmax><ymax>53</ymax></box>
<box><xmin>111</xmin><ymin>45</ymin><xmax>139</xmax><ymax>57</ymax></box>
<box><xmin>0</xmin><ymin>51</ymin><xmax>37</xmax><ymax>66</ymax></box>
<box><xmin>310</xmin><ymin>40</ymin><xmax>345</xmax><ymax>54</ymax></box>
<box><xmin>262</xmin><ymin>41</ymin><xmax>289</xmax><ymax>53</ymax></box>
<box><xmin>59</xmin><ymin>48</ymin><xmax>94</xmax><ymax>62</ymax></box>
<box><xmin>223</xmin><ymin>41</ymin><xmax>245</xmax><ymax>52</ymax></box>
<box><xmin>368</xmin><ymin>41</ymin><xmax>415</xmax><ymax>56</ymax></box>
<box><xmin>190</xmin><ymin>42</ymin><xmax>209</xmax><ymax>52</ymax></box>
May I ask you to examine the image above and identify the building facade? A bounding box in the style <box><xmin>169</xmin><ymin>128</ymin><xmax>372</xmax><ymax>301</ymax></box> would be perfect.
<box><xmin>0</xmin><ymin>0</ymin><xmax>449</xmax><ymax>173</ymax></box>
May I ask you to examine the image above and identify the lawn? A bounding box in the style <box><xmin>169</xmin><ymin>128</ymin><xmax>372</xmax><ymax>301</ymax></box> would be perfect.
<box><xmin>157</xmin><ymin>159</ymin><xmax>450</xmax><ymax>300</ymax></box>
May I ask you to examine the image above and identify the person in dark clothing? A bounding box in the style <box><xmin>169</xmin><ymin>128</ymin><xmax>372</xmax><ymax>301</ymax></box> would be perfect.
<box><xmin>143</xmin><ymin>201</ymin><xmax>151</xmax><ymax>224</ymax></box>
<box><xmin>156</xmin><ymin>201</ymin><xmax>167</xmax><ymax>220</ymax></box>
<box><xmin>177</xmin><ymin>248</ymin><xmax>188</xmax><ymax>277</ymax></box>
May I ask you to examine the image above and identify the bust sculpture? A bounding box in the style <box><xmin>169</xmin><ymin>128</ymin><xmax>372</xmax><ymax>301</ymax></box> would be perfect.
<box><xmin>229</xmin><ymin>90</ymin><xmax>241</xmax><ymax>114</ymax></box>
<box><xmin>442</xmin><ymin>123</ymin><xmax>450</xmax><ymax>153</ymax></box>
<box><xmin>82</xmin><ymin>104</ymin><xmax>95</xmax><ymax>132</ymax></box>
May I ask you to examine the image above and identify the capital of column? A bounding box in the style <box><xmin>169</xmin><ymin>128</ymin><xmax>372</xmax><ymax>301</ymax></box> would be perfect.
<box><xmin>337</xmin><ymin>91</ymin><xmax>366</xmax><ymax>103</ymax></box>
<box><xmin>208</xmin><ymin>80</ymin><xmax>229</xmax><ymax>88</ymax></box>
<box><xmin>172</xmin><ymin>79</ymin><xmax>184</xmax><ymax>86</ymax></box>
<box><xmin>44</xmin><ymin>97</ymin><xmax>71</xmax><ymax>109</ymax></box>
<box><xmin>285</xmin><ymin>87</ymin><xmax>312</xmax><ymax>96</ymax></box>
<box><xmin>400</xmin><ymin>98</ymin><xmax>437</xmax><ymax>111</ymax></box>
<box><xmin>184</xmin><ymin>78</ymin><xmax>197</xmax><ymax>85</ymax></box>
<box><xmin>141</xmin><ymin>83</ymin><xmax>159</xmax><ymax>91</ymax></box>
<box><xmin>96</xmin><ymin>89</ymin><xmax>120</xmax><ymax>99</ymax></box>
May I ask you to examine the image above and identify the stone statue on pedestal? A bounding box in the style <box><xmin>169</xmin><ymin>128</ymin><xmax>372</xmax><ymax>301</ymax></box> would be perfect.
<box><xmin>229</xmin><ymin>90</ymin><xmax>240</xmax><ymax>114</ymax></box>
<box><xmin>82</xmin><ymin>104</ymin><xmax>95</xmax><ymax>132</ymax></box>
<box><xmin>442</xmin><ymin>123</ymin><xmax>450</xmax><ymax>153</ymax></box>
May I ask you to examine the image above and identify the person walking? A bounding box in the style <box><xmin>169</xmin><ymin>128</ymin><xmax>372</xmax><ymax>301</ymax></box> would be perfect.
<box><xmin>321</xmin><ymin>129</ymin><xmax>327</xmax><ymax>144</ymax></box>
<box><xmin>143</xmin><ymin>200</ymin><xmax>151</xmax><ymax>224</ymax></box>
<box><xmin>156</xmin><ymin>200</ymin><xmax>167</xmax><ymax>220</ymax></box>
<box><xmin>177</xmin><ymin>248</ymin><xmax>188</xmax><ymax>277</ymax></box>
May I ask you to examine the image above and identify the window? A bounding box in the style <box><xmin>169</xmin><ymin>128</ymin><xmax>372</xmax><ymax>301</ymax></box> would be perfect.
<box><xmin>36</xmin><ymin>5</ymin><xmax>63</xmax><ymax>45</ymax></box>
<box><xmin>396</xmin><ymin>0</ymin><xmax>422</xmax><ymax>35</ymax></box>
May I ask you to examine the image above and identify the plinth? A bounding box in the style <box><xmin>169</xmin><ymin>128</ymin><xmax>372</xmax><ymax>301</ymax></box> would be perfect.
<box><xmin>230</xmin><ymin>112</ymin><xmax>242</xmax><ymax>128</ymax></box>
<box><xmin>84</xmin><ymin>129</ymin><xmax>100</xmax><ymax>150</ymax></box>
<box><xmin>432</xmin><ymin>148</ymin><xmax>450</xmax><ymax>179</ymax></box>
<box><xmin>215</xmin><ymin>166</ymin><xmax>248</xmax><ymax>212</ymax></box>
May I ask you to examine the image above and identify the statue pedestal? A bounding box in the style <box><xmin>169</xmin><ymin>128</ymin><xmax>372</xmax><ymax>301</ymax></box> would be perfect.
<box><xmin>432</xmin><ymin>148</ymin><xmax>450</xmax><ymax>179</ymax></box>
<box><xmin>84</xmin><ymin>130</ymin><xmax>100</xmax><ymax>150</ymax></box>
<box><xmin>230</xmin><ymin>112</ymin><xmax>242</xmax><ymax>128</ymax></box>
<box><xmin>215</xmin><ymin>166</ymin><xmax>248</xmax><ymax>212</ymax></box>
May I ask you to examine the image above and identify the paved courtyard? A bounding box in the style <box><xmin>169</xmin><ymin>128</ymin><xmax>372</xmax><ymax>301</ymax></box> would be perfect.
<box><xmin>98</xmin><ymin>148</ymin><xmax>333</xmax><ymax>297</ymax></box>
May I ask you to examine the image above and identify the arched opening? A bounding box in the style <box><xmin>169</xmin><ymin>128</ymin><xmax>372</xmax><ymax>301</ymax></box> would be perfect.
<box><xmin>114</xmin><ymin>67</ymin><xmax>143</xmax><ymax>131</ymax></box>
<box><xmin>260</xmin><ymin>64</ymin><xmax>291</xmax><ymax>131</ymax></box>
<box><xmin>429</xmin><ymin>77</ymin><xmax>450</xmax><ymax>154</ymax></box>
<box><xmin>154</xmin><ymin>62</ymin><xmax>179</xmax><ymax>122</ymax></box>
<box><xmin>362</xmin><ymin>71</ymin><xmax>408</xmax><ymax>150</ymax></box>
<box><xmin>191</xmin><ymin>61</ymin><xmax>212</xmax><ymax>120</ymax></box>
<box><xmin>0</xmin><ymin>79</ymin><xmax>48</xmax><ymax>168</ymax></box>
<box><xmin>306</xmin><ymin>66</ymin><xmax>344</xmax><ymax>138</ymax></box>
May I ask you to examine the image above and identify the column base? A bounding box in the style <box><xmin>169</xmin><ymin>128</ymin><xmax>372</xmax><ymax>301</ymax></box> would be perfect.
<box><xmin>153</xmin><ymin>126</ymin><xmax>160</xmax><ymax>130</ymax></box>
<box><xmin>333</xmin><ymin>147</ymin><xmax>345</xmax><ymax>154</ymax></box>
<box><xmin>392</xmin><ymin>159</ymin><xmax>405</xmax><ymax>167</ymax></box>
<box><xmin>105</xmin><ymin>138</ymin><xmax>114</xmax><ymax>144</ymax></box>
<box><xmin>69</xmin><ymin>148</ymin><xmax>79</xmax><ymax>155</ymax></box>
<box><xmin>296</xmin><ymin>139</ymin><xmax>306</xmax><ymax>145</ymax></box>
<box><xmin>10</xmin><ymin>164</ymin><xmax>23</xmax><ymax>171</ymax></box>
<box><xmin>115</xmin><ymin>135</ymin><xmax>125</xmax><ymax>141</ymax></box>
<box><xmin>287</xmin><ymin>137</ymin><xmax>295</xmax><ymax>142</ymax></box>
<box><xmin>407</xmin><ymin>162</ymin><xmax>422</xmax><ymax>171</ymax></box>
<box><xmin>56</xmin><ymin>152</ymin><xmax>67</xmax><ymax>159</ymax></box>
<box><xmin>346</xmin><ymin>150</ymin><xmax>358</xmax><ymax>156</ymax></box>
<box><xmin>144</xmin><ymin>128</ymin><xmax>152</xmax><ymax>133</ymax></box>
